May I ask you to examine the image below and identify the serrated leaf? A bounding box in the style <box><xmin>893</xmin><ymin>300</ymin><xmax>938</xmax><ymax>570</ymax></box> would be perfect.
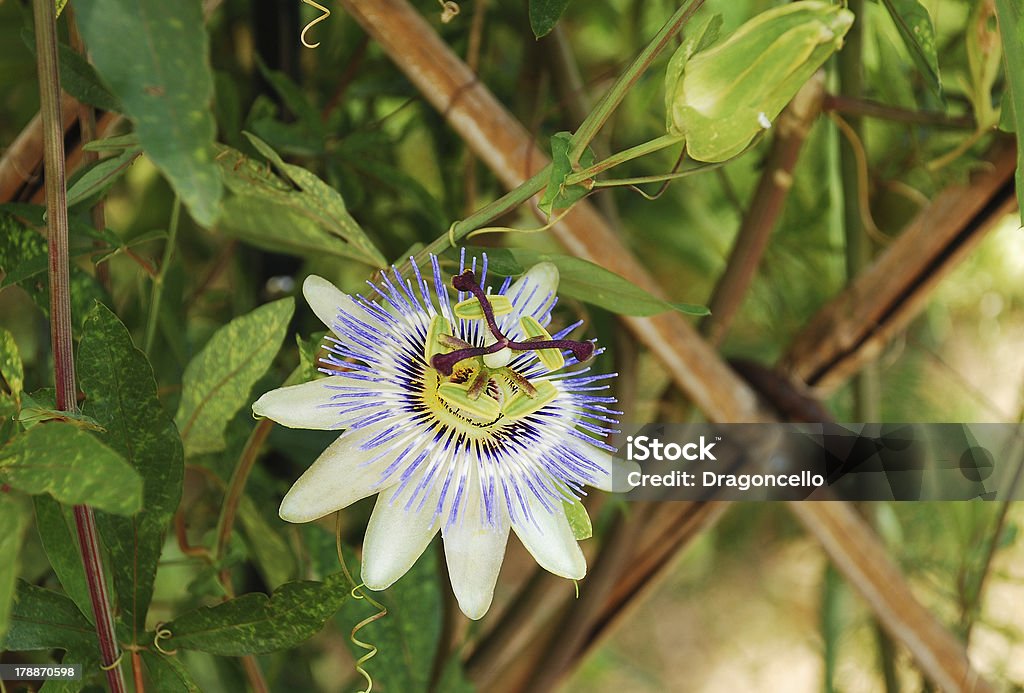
<box><xmin>0</xmin><ymin>497</ymin><xmax>30</xmax><ymax>643</ymax></box>
<box><xmin>140</xmin><ymin>650</ymin><xmax>201</xmax><ymax>692</ymax></box>
<box><xmin>995</xmin><ymin>0</ymin><xmax>1024</xmax><ymax>226</ymax></box>
<box><xmin>161</xmin><ymin>572</ymin><xmax>352</xmax><ymax>655</ymax></box>
<box><xmin>32</xmin><ymin>496</ymin><xmax>93</xmax><ymax>622</ymax></box>
<box><xmin>216</xmin><ymin>145</ymin><xmax>382</xmax><ymax>263</ymax></box>
<box><xmin>175</xmin><ymin>298</ymin><xmax>294</xmax><ymax>456</ymax></box>
<box><xmin>562</xmin><ymin>497</ymin><xmax>593</xmax><ymax>540</ymax></box>
<box><xmin>478</xmin><ymin>248</ymin><xmax>709</xmax><ymax>317</ymax></box>
<box><xmin>66</xmin><ymin>149</ymin><xmax>141</xmax><ymax>208</ymax></box>
<box><xmin>539</xmin><ymin>132</ymin><xmax>595</xmax><ymax>215</ymax></box>
<box><xmin>0</xmin><ymin>581</ymin><xmax>98</xmax><ymax>652</ymax></box>
<box><xmin>880</xmin><ymin>0</ymin><xmax>942</xmax><ymax>100</ymax></box>
<box><xmin>241</xmin><ymin>133</ymin><xmax>385</xmax><ymax>266</ymax></box>
<box><xmin>78</xmin><ymin>302</ymin><xmax>185</xmax><ymax>637</ymax></box>
<box><xmin>0</xmin><ymin>327</ymin><xmax>23</xmax><ymax>400</ymax></box>
<box><xmin>529</xmin><ymin>0</ymin><xmax>571</xmax><ymax>38</ymax></box>
<box><xmin>0</xmin><ymin>423</ymin><xmax>142</xmax><ymax>514</ymax></box>
<box><xmin>75</xmin><ymin>0</ymin><xmax>223</xmax><ymax>225</ymax></box>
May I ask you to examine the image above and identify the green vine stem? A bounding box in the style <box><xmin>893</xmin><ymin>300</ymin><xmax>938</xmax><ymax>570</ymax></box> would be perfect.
<box><xmin>33</xmin><ymin>1</ymin><xmax>126</xmax><ymax>689</ymax></box>
<box><xmin>402</xmin><ymin>0</ymin><xmax>705</xmax><ymax>272</ymax></box>
<box><xmin>144</xmin><ymin>196</ymin><xmax>181</xmax><ymax>354</ymax></box>
<box><xmin>562</xmin><ymin>133</ymin><xmax>683</xmax><ymax>186</ymax></box>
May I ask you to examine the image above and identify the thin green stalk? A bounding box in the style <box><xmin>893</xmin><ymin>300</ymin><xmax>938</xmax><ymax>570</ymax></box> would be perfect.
<box><xmin>563</xmin><ymin>133</ymin><xmax>683</xmax><ymax>186</ymax></box>
<box><xmin>405</xmin><ymin>166</ymin><xmax>551</xmax><ymax>272</ymax></box>
<box><xmin>838</xmin><ymin>0</ymin><xmax>879</xmax><ymax>421</ymax></box>
<box><xmin>144</xmin><ymin>196</ymin><xmax>181</xmax><ymax>354</ymax></box>
<box><xmin>214</xmin><ymin>418</ymin><xmax>273</xmax><ymax>561</ymax></box>
<box><xmin>33</xmin><ymin>0</ymin><xmax>126</xmax><ymax>690</ymax></box>
<box><xmin>403</xmin><ymin>0</ymin><xmax>704</xmax><ymax>270</ymax></box>
<box><xmin>590</xmin><ymin>160</ymin><xmax>725</xmax><ymax>188</ymax></box>
<box><xmin>568</xmin><ymin>0</ymin><xmax>704</xmax><ymax>163</ymax></box>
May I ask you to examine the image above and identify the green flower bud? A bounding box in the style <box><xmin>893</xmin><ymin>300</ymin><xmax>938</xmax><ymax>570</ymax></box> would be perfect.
<box><xmin>666</xmin><ymin>1</ymin><xmax>854</xmax><ymax>162</ymax></box>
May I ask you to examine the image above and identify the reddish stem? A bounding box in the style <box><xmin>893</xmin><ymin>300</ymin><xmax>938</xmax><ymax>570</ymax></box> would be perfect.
<box><xmin>33</xmin><ymin>0</ymin><xmax>126</xmax><ymax>689</ymax></box>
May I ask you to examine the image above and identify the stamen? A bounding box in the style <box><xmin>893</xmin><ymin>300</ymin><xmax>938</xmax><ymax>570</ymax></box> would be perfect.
<box><xmin>431</xmin><ymin>270</ymin><xmax>595</xmax><ymax>375</ymax></box>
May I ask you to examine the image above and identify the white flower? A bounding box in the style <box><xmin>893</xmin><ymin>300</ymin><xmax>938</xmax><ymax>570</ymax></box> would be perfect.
<box><xmin>252</xmin><ymin>252</ymin><xmax>637</xmax><ymax>619</ymax></box>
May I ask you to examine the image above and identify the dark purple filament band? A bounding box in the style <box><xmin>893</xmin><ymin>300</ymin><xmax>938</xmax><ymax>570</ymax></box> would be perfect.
<box><xmin>431</xmin><ymin>270</ymin><xmax>595</xmax><ymax>375</ymax></box>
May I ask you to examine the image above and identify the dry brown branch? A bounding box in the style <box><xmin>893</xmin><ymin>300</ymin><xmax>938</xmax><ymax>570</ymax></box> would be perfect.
<box><xmin>702</xmin><ymin>74</ymin><xmax>824</xmax><ymax>346</ymax></box>
<box><xmin>790</xmin><ymin>501</ymin><xmax>995</xmax><ymax>693</ymax></box>
<box><xmin>0</xmin><ymin>93</ymin><xmax>79</xmax><ymax>202</ymax></box>
<box><xmin>337</xmin><ymin>2</ymin><xmax>999</xmax><ymax>691</ymax></box>
<box><xmin>779</xmin><ymin>142</ymin><xmax>1017</xmax><ymax>393</ymax></box>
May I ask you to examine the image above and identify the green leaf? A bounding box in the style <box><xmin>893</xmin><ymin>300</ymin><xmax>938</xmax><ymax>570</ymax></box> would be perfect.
<box><xmin>254</xmin><ymin>58</ymin><xmax>324</xmax><ymax>138</ymax></box>
<box><xmin>478</xmin><ymin>248</ymin><xmax>709</xmax><ymax>317</ymax></box>
<box><xmin>0</xmin><ymin>212</ymin><xmax>107</xmax><ymax>329</ymax></box>
<box><xmin>175</xmin><ymin>298</ymin><xmax>294</xmax><ymax>456</ymax></box>
<box><xmin>16</xmin><ymin>399</ymin><xmax>103</xmax><ymax>431</ymax></box>
<box><xmin>529</xmin><ymin>0</ymin><xmax>571</xmax><ymax>38</ymax></box>
<box><xmin>539</xmin><ymin>132</ymin><xmax>595</xmax><ymax>215</ymax></box>
<box><xmin>140</xmin><ymin>650</ymin><xmax>201</xmax><ymax>692</ymax></box>
<box><xmin>879</xmin><ymin>0</ymin><xmax>943</xmax><ymax>100</ymax></box>
<box><xmin>83</xmin><ymin>133</ymin><xmax>140</xmax><ymax>153</ymax></box>
<box><xmin>0</xmin><ymin>422</ymin><xmax>142</xmax><ymax>514</ymax></box>
<box><xmin>161</xmin><ymin>572</ymin><xmax>352</xmax><ymax>655</ymax></box>
<box><xmin>0</xmin><ymin>497</ymin><xmax>30</xmax><ymax>643</ymax></box>
<box><xmin>242</xmin><ymin>133</ymin><xmax>386</xmax><ymax>267</ymax></box>
<box><xmin>39</xmin><ymin>645</ymin><xmax>101</xmax><ymax>693</ymax></box>
<box><xmin>0</xmin><ymin>211</ymin><xmax>49</xmax><ymax>289</ymax></box>
<box><xmin>33</xmin><ymin>496</ymin><xmax>93</xmax><ymax>622</ymax></box>
<box><xmin>0</xmin><ymin>327</ymin><xmax>23</xmax><ymax>401</ymax></box>
<box><xmin>66</xmin><ymin>149</ymin><xmax>141</xmax><ymax>208</ymax></box>
<box><xmin>237</xmin><ymin>494</ymin><xmax>295</xmax><ymax>589</ymax></box>
<box><xmin>0</xmin><ymin>581</ymin><xmax>98</xmax><ymax>652</ymax></box>
<box><xmin>75</xmin><ymin>0</ymin><xmax>223</xmax><ymax>225</ymax></box>
<box><xmin>562</xmin><ymin>497</ymin><xmax>593</xmax><ymax>540</ymax></box>
<box><xmin>21</xmin><ymin>30</ymin><xmax>122</xmax><ymax>112</ymax></box>
<box><xmin>216</xmin><ymin>145</ymin><xmax>382</xmax><ymax>264</ymax></box>
<box><xmin>78</xmin><ymin>302</ymin><xmax>185</xmax><ymax>636</ymax></box>
<box><xmin>995</xmin><ymin>0</ymin><xmax>1024</xmax><ymax>226</ymax></box>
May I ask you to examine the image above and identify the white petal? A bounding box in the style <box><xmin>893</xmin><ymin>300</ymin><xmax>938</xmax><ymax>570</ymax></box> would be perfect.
<box><xmin>510</xmin><ymin>493</ymin><xmax>586</xmax><ymax>580</ymax></box>
<box><xmin>504</xmin><ymin>262</ymin><xmax>558</xmax><ymax>326</ymax></box>
<box><xmin>278</xmin><ymin>422</ymin><xmax>396</xmax><ymax>523</ymax></box>
<box><xmin>302</xmin><ymin>275</ymin><xmax>372</xmax><ymax>332</ymax></box>
<box><xmin>362</xmin><ymin>481</ymin><xmax>441</xmax><ymax>590</ymax></box>
<box><xmin>562</xmin><ymin>437</ymin><xmax>639</xmax><ymax>492</ymax></box>
<box><xmin>252</xmin><ymin>376</ymin><xmax>360</xmax><ymax>430</ymax></box>
<box><xmin>442</xmin><ymin>484</ymin><xmax>509</xmax><ymax>620</ymax></box>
